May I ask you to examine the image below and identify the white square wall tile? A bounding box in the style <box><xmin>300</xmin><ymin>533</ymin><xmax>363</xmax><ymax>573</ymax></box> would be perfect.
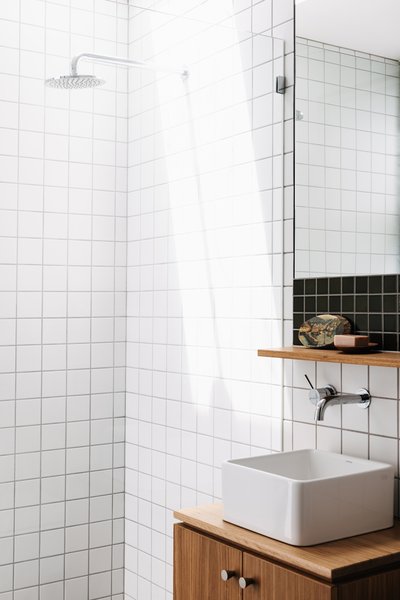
<box><xmin>292</xmin><ymin>387</ymin><xmax>315</xmax><ymax>424</ymax></box>
<box><xmin>14</xmin><ymin>559</ymin><xmax>39</xmax><ymax>589</ymax></box>
<box><xmin>272</xmin><ymin>0</ymin><xmax>293</xmax><ymax>26</ymax></box>
<box><xmin>342</xmin><ymin>400</ymin><xmax>369</xmax><ymax>433</ymax></box>
<box><xmin>293</xmin><ymin>359</ymin><xmax>315</xmax><ymax>389</ymax></box>
<box><xmin>14</xmin><ymin>533</ymin><xmax>39</xmax><ymax>562</ymax></box>
<box><xmin>369</xmin><ymin>367</ymin><xmax>398</xmax><ymax>399</ymax></box>
<box><xmin>370</xmin><ymin>398</ymin><xmax>398</xmax><ymax>438</ymax></box>
<box><xmin>292</xmin><ymin>422</ymin><xmax>315</xmax><ymax>450</ymax></box>
<box><xmin>0</xmin><ymin>565</ymin><xmax>12</xmax><ymax>593</ymax></box>
<box><xmin>342</xmin><ymin>430</ymin><xmax>368</xmax><ymax>459</ymax></box>
<box><xmin>65</xmin><ymin>576</ymin><xmax>88</xmax><ymax>600</ymax></box>
<box><xmin>370</xmin><ymin>435</ymin><xmax>398</xmax><ymax>475</ymax></box>
<box><xmin>0</xmin><ymin>537</ymin><xmax>13</xmax><ymax>567</ymax></box>
<box><xmin>317</xmin><ymin>425</ymin><xmax>341</xmax><ymax>453</ymax></box>
<box><xmin>342</xmin><ymin>364</ymin><xmax>368</xmax><ymax>393</ymax></box>
<box><xmin>283</xmin><ymin>420</ymin><xmax>293</xmax><ymax>451</ymax></box>
<box><xmin>316</xmin><ymin>362</ymin><xmax>341</xmax><ymax>391</ymax></box>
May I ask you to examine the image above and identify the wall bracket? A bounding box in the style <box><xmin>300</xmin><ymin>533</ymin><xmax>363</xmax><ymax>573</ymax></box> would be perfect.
<box><xmin>276</xmin><ymin>75</ymin><xmax>286</xmax><ymax>94</ymax></box>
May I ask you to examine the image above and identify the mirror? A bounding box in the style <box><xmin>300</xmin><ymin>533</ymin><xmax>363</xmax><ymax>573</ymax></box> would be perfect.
<box><xmin>295</xmin><ymin>0</ymin><xmax>400</xmax><ymax>278</ymax></box>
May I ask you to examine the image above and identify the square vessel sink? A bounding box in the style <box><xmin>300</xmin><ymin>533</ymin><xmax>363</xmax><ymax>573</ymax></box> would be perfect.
<box><xmin>222</xmin><ymin>449</ymin><xmax>394</xmax><ymax>546</ymax></box>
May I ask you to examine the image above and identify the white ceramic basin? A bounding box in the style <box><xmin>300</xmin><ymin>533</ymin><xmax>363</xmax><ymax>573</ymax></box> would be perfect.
<box><xmin>222</xmin><ymin>449</ymin><xmax>394</xmax><ymax>546</ymax></box>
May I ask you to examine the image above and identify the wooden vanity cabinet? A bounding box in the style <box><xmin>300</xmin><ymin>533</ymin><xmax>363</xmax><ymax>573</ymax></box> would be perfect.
<box><xmin>174</xmin><ymin>504</ymin><xmax>400</xmax><ymax>600</ymax></box>
<box><xmin>174</xmin><ymin>525</ymin><xmax>333</xmax><ymax>600</ymax></box>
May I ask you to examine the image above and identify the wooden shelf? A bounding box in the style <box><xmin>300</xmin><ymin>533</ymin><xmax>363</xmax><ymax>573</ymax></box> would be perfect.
<box><xmin>257</xmin><ymin>346</ymin><xmax>400</xmax><ymax>368</ymax></box>
<box><xmin>174</xmin><ymin>503</ymin><xmax>400</xmax><ymax>582</ymax></box>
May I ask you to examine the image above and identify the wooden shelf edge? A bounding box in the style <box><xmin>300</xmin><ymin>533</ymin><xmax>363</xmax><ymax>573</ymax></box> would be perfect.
<box><xmin>258</xmin><ymin>346</ymin><xmax>400</xmax><ymax>368</ymax></box>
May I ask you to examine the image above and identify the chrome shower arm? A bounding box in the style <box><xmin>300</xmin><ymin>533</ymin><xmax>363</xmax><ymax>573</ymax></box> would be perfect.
<box><xmin>70</xmin><ymin>52</ymin><xmax>189</xmax><ymax>80</ymax></box>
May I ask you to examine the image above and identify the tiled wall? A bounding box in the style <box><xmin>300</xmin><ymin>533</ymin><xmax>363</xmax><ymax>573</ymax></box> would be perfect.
<box><xmin>295</xmin><ymin>37</ymin><xmax>400</xmax><ymax>278</ymax></box>
<box><xmin>289</xmin><ymin>273</ymin><xmax>400</xmax><ymax>517</ymax></box>
<box><xmin>283</xmin><ymin>359</ymin><xmax>400</xmax><ymax>518</ymax></box>
<box><xmin>124</xmin><ymin>1</ymin><xmax>294</xmax><ymax>598</ymax></box>
<box><xmin>120</xmin><ymin>5</ymin><xmax>399</xmax><ymax>597</ymax></box>
<box><xmin>0</xmin><ymin>1</ymin><xmax>127</xmax><ymax>598</ymax></box>
<box><xmin>293</xmin><ymin>274</ymin><xmax>400</xmax><ymax>350</ymax></box>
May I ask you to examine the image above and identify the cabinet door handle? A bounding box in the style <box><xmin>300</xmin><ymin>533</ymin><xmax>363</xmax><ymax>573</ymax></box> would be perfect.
<box><xmin>221</xmin><ymin>569</ymin><xmax>236</xmax><ymax>582</ymax></box>
<box><xmin>239</xmin><ymin>577</ymin><xmax>255</xmax><ymax>589</ymax></box>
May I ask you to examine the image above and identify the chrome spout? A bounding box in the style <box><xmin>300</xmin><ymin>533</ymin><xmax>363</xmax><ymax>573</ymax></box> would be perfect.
<box><xmin>314</xmin><ymin>396</ymin><xmax>330</xmax><ymax>422</ymax></box>
<box><xmin>308</xmin><ymin>385</ymin><xmax>337</xmax><ymax>421</ymax></box>
<box><xmin>308</xmin><ymin>384</ymin><xmax>371</xmax><ymax>422</ymax></box>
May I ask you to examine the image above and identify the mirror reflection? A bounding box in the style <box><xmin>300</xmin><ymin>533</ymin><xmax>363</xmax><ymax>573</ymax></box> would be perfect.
<box><xmin>295</xmin><ymin>0</ymin><xmax>400</xmax><ymax>278</ymax></box>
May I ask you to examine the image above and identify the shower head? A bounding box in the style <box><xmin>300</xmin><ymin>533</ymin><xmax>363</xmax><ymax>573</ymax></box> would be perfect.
<box><xmin>45</xmin><ymin>74</ymin><xmax>105</xmax><ymax>89</ymax></box>
<box><xmin>45</xmin><ymin>52</ymin><xmax>188</xmax><ymax>91</ymax></box>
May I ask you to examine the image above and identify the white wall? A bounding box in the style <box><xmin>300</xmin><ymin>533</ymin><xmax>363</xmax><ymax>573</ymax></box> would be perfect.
<box><xmin>0</xmin><ymin>1</ymin><xmax>127</xmax><ymax>598</ymax></box>
<box><xmin>124</xmin><ymin>1</ymin><xmax>294</xmax><ymax>598</ymax></box>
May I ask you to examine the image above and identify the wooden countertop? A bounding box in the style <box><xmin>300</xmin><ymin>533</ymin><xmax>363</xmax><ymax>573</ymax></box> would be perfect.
<box><xmin>258</xmin><ymin>346</ymin><xmax>400</xmax><ymax>368</ymax></box>
<box><xmin>174</xmin><ymin>503</ymin><xmax>400</xmax><ymax>582</ymax></box>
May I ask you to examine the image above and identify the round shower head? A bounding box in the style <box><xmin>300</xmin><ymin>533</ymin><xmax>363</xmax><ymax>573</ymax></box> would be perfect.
<box><xmin>45</xmin><ymin>74</ymin><xmax>105</xmax><ymax>89</ymax></box>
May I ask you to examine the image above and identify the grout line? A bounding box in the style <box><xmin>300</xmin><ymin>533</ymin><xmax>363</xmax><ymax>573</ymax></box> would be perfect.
<box><xmin>111</xmin><ymin>1</ymin><xmax>120</xmax><ymax>590</ymax></box>
<box><xmin>37</xmin><ymin>0</ymin><xmax>48</xmax><ymax>592</ymax></box>
<box><xmin>11</xmin><ymin>0</ymin><xmax>22</xmax><ymax>594</ymax></box>
<box><xmin>86</xmin><ymin>2</ymin><xmax>96</xmax><ymax>595</ymax></box>
<box><xmin>62</xmin><ymin>0</ymin><xmax>72</xmax><ymax>596</ymax></box>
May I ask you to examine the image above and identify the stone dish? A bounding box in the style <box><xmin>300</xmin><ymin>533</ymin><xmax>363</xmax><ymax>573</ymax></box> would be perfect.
<box><xmin>298</xmin><ymin>314</ymin><xmax>351</xmax><ymax>348</ymax></box>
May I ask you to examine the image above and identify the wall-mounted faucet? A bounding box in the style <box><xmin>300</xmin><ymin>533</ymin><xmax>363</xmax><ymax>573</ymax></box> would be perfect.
<box><xmin>304</xmin><ymin>375</ymin><xmax>371</xmax><ymax>422</ymax></box>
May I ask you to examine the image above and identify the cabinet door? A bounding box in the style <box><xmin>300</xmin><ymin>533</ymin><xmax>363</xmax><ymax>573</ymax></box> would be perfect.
<box><xmin>338</xmin><ymin>569</ymin><xmax>400</xmax><ymax>600</ymax></box>
<box><xmin>174</xmin><ymin>524</ymin><xmax>242</xmax><ymax>600</ymax></box>
<box><xmin>242</xmin><ymin>552</ymin><xmax>334</xmax><ymax>600</ymax></box>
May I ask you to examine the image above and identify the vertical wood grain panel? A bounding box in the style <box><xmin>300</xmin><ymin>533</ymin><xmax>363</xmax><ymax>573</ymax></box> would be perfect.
<box><xmin>338</xmin><ymin>569</ymin><xmax>400</xmax><ymax>600</ymax></box>
<box><xmin>242</xmin><ymin>552</ymin><xmax>334</xmax><ymax>600</ymax></box>
<box><xmin>174</xmin><ymin>524</ymin><xmax>242</xmax><ymax>600</ymax></box>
